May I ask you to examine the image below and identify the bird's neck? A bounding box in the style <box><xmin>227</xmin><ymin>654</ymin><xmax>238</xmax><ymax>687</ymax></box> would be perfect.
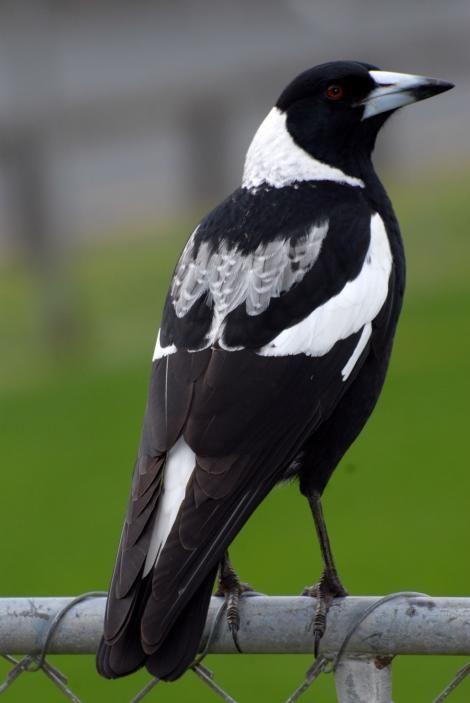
<box><xmin>242</xmin><ymin>108</ymin><xmax>366</xmax><ymax>191</ymax></box>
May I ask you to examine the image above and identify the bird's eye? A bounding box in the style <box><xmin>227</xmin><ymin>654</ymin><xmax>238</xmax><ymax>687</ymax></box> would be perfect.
<box><xmin>326</xmin><ymin>84</ymin><xmax>344</xmax><ymax>101</ymax></box>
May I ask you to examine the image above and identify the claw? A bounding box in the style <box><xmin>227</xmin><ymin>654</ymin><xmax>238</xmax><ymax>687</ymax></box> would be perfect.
<box><xmin>217</xmin><ymin>552</ymin><xmax>253</xmax><ymax>654</ymax></box>
<box><xmin>312</xmin><ymin>606</ymin><xmax>328</xmax><ymax>657</ymax></box>
<box><xmin>229</xmin><ymin>622</ymin><xmax>243</xmax><ymax>653</ymax></box>
<box><xmin>303</xmin><ymin>568</ymin><xmax>348</xmax><ymax>657</ymax></box>
<box><xmin>313</xmin><ymin>629</ymin><xmax>322</xmax><ymax>658</ymax></box>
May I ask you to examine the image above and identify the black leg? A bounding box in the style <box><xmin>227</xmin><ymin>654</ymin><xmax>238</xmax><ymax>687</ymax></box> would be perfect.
<box><xmin>214</xmin><ymin>551</ymin><xmax>252</xmax><ymax>653</ymax></box>
<box><xmin>302</xmin><ymin>491</ymin><xmax>348</xmax><ymax>656</ymax></box>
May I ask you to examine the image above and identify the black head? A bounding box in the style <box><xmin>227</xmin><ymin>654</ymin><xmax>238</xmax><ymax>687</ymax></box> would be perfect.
<box><xmin>275</xmin><ymin>60</ymin><xmax>454</xmax><ymax>178</ymax></box>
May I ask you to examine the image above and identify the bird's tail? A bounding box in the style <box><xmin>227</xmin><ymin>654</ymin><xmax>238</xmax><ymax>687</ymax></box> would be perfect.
<box><xmin>96</xmin><ymin>566</ymin><xmax>217</xmax><ymax>681</ymax></box>
<box><xmin>145</xmin><ymin>565</ymin><xmax>217</xmax><ymax>680</ymax></box>
<box><xmin>96</xmin><ymin>572</ymin><xmax>151</xmax><ymax>679</ymax></box>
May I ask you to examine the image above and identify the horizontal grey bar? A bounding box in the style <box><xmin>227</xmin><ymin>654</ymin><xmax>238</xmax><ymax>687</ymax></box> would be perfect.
<box><xmin>1</xmin><ymin>595</ymin><xmax>469</xmax><ymax>656</ymax></box>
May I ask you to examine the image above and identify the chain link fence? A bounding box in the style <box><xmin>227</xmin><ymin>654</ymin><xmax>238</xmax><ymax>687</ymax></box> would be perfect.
<box><xmin>1</xmin><ymin>592</ymin><xmax>470</xmax><ymax>702</ymax></box>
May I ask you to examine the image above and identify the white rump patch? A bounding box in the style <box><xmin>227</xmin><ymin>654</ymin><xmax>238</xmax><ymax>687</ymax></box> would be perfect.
<box><xmin>153</xmin><ymin>329</ymin><xmax>177</xmax><ymax>361</ymax></box>
<box><xmin>242</xmin><ymin>107</ymin><xmax>364</xmax><ymax>190</ymax></box>
<box><xmin>171</xmin><ymin>221</ymin><xmax>329</xmax><ymax>343</ymax></box>
<box><xmin>143</xmin><ymin>436</ymin><xmax>195</xmax><ymax>576</ymax></box>
<box><xmin>259</xmin><ymin>213</ymin><xmax>392</xmax><ymax>365</ymax></box>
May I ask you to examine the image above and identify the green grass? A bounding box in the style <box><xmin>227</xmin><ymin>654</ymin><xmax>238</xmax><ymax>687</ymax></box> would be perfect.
<box><xmin>1</xmin><ymin>171</ymin><xmax>470</xmax><ymax>701</ymax></box>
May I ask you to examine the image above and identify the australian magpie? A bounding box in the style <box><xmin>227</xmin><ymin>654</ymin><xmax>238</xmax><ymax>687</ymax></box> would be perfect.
<box><xmin>97</xmin><ymin>60</ymin><xmax>453</xmax><ymax>681</ymax></box>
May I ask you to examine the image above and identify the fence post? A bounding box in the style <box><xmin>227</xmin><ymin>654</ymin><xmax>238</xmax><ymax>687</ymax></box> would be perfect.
<box><xmin>334</xmin><ymin>656</ymin><xmax>393</xmax><ymax>703</ymax></box>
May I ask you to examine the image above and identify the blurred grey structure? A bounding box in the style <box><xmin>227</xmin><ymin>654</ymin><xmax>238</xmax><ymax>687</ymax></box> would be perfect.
<box><xmin>0</xmin><ymin>0</ymin><xmax>467</xmax><ymax>257</ymax></box>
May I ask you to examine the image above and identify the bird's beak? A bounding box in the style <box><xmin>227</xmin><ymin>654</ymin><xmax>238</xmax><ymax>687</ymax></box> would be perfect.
<box><xmin>360</xmin><ymin>70</ymin><xmax>454</xmax><ymax>120</ymax></box>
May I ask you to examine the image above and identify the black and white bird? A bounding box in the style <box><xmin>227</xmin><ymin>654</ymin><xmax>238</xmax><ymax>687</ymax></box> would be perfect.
<box><xmin>97</xmin><ymin>61</ymin><xmax>453</xmax><ymax>681</ymax></box>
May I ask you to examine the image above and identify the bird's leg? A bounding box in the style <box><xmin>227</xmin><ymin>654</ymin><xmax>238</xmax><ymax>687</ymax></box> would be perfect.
<box><xmin>302</xmin><ymin>491</ymin><xmax>348</xmax><ymax>656</ymax></box>
<box><xmin>214</xmin><ymin>551</ymin><xmax>252</xmax><ymax>652</ymax></box>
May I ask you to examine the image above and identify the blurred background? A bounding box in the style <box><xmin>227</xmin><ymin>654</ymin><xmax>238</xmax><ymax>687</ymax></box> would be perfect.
<box><xmin>1</xmin><ymin>1</ymin><xmax>469</xmax><ymax>701</ymax></box>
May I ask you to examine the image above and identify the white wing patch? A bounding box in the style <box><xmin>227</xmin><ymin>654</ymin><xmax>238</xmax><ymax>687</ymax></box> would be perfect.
<box><xmin>341</xmin><ymin>322</ymin><xmax>372</xmax><ymax>381</ymax></box>
<box><xmin>242</xmin><ymin>107</ymin><xmax>365</xmax><ymax>190</ymax></box>
<box><xmin>143</xmin><ymin>436</ymin><xmax>195</xmax><ymax>576</ymax></box>
<box><xmin>172</xmin><ymin>220</ymin><xmax>329</xmax><ymax>324</ymax></box>
<box><xmin>259</xmin><ymin>213</ymin><xmax>392</xmax><ymax>377</ymax></box>
<box><xmin>153</xmin><ymin>329</ymin><xmax>177</xmax><ymax>360</ymax></box>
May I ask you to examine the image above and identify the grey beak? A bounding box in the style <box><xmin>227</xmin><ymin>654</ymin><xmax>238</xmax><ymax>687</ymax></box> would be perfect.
<box><xmin>361</xmin><ymin>70</ymin><xmax>454</xmax><ymax>120</ymax></box>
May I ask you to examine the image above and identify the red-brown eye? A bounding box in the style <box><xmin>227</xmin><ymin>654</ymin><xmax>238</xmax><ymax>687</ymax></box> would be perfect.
<box><xmin>326</xmin><ymin>84</ymin><xmax>344</xmax><ymax>101</ymax></box>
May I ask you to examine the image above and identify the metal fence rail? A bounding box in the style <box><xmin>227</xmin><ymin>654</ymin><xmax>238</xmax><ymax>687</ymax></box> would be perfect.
<box><xmin>1</xmin><ymin>593</ymin><xmax>470</xmax><ymax>702</ymax></box>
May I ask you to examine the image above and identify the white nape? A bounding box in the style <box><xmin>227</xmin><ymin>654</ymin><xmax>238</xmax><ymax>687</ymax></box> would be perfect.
<box><xmin>143</xmin><ymin>436</ymin><xmax>195</xmax><ymax>576</ymax></box>
<box><xmin>242</xmin><ymin>107</ymin><xmax>364</xmax><ymax>190</ymax></box>
<box><xmin>153</xmin><ymin>329</ymin><xmax>177</xmax><ymax>361</ymax></box>
<box><xmin>259</xmin><ymin>213</ymin><xmax>392</xmax><ymax>368</ymax></box>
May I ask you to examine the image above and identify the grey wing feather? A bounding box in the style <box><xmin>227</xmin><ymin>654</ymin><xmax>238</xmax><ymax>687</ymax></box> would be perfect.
<box><xmin>171</xmin><ymin>220</ymin><xmax>329</xmax><ymax>322</ymax></box>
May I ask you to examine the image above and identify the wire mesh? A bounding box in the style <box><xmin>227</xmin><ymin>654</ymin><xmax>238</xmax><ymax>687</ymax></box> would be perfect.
<box><xmin>1</xmin><ymin>591</ymin><xmax>470</xmax><ymax>702</ymax></box>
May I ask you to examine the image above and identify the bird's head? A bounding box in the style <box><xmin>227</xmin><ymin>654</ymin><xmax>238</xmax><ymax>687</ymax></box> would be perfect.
<box><xmin>243</xmin><ymin>60</ymin><xmax>453</xmax><ymax>188</ymax></box>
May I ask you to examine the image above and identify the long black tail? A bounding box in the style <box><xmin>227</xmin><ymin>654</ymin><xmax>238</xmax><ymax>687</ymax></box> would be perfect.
<box><xmin>97</xmin><ymin>378</ymin><xmax>316</xmax><ymax>681</ymax></box>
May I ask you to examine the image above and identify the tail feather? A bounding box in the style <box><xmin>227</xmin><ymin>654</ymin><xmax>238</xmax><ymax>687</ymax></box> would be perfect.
<box><xmin>97</xmin><ymin>573</ymin><xmax>152</xmax><ymax>679</ymax></box>
<box><xmin>98</xmin><ymin>413</ymin><xmax>309</xmax><ymax>681</ymax></box>
<box><xmin>97</xmin><ymin>567</ymin><xmax>218</xmax><ymax>681</ymax></box>
<box><xmin>97</xmin><ymin>631</ymin><xmax>145</xmax><ymax>680</ymax></box>
<box><xmin>145</xmin><ymin>566</ymin><xmax>218</xmax><ymax>681</ymax></box>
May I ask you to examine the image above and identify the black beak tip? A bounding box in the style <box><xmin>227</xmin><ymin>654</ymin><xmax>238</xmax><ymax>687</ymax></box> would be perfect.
<box><xmin>428</xmin><ymin>79</ymin><xmax>455</xmax><ymax>96</ymax></box>
<box><xmin>413</xmin><ymin>78</ymin><xmax>454</xmax><ymax>102</ymax></box>
<box><xmin>437</xmin><ymin>79</ymin><xmax>455</xmax><ymax>93</ymax></box>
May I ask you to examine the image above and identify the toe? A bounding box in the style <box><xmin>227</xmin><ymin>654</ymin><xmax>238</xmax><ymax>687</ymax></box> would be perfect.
<box><xmin>229</xmin><ymin>622</ymin><xmax>243</xmax><ymax>653</ymax></box>
<box><xmin>313</xmin><ymin>629</ymin><xmax>323</xmax><ymax>658</ymax></box>
<box><xmin>302</xmin><ymin>583</ymin><xmax>320</xmax><ymax>598</ymax></box>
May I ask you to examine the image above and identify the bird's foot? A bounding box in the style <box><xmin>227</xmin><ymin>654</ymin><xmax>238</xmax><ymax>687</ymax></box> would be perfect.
<box><xmin>302</xmin><ymin>569</ymin><xmax>348</xmax><ymax>656</ymax></box>
<box><xmin>215</xmin><ymin>559</ymin><xmax>253</xmax><ymax>653</ymax></box>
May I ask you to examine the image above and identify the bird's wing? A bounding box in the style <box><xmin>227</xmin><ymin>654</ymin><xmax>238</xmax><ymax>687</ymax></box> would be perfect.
<box><xmin>102</xmin><ymin>182</ymin><xmax>394</xmax><ymax>673</ymax></box>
